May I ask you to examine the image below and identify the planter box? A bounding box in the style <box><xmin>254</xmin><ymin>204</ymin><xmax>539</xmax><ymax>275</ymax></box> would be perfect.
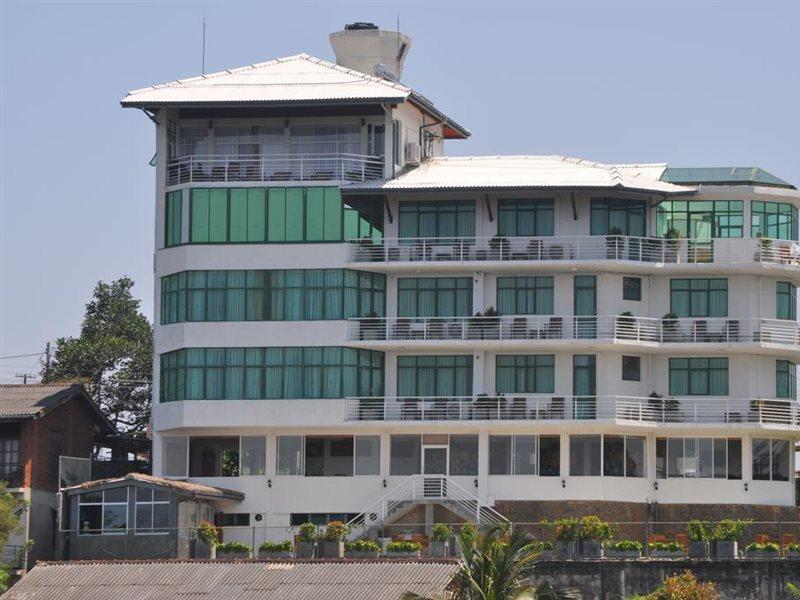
<box><xmin>320</xmin><ymin>540</ymin><xmax>344</xmax><ymax>559</ymax></box>
<box><xmin>745</xmin><ymin>550</ymin><xmax>780</xmax><ymax>559</ymax></box>
<box><xmin>258</xmin><ymin>550</ymin><xmax>293</xmax><ymax>559</ymax></box>
<box><xmin>536</xmin><ymin>550</ymin><xmax>553</xmax><ymax>560</ymax></box>
<box><xmin>688</xmin><ymin>541</ymin><xmax>710</xmax><ymax>559</ymax></box>
<box><xmin>606</xmin><ymin>549</ymin><xmax>641</xmax><ymax>559</ymax></box>
<box><xmin>650</xmin><ymin>550</ymin><xmax>685</xmax><ymax>559</ymax></box>
<box><xmin>578</xmin><ymin>540</ymin><xmax>604</xmax><ymax>559</ymax></box>
<box><xmin>555</xmin><ymin>541</ymin><xmax>576</xmax><ymax>559</ymax></box>
<box><xmin>295</xmin><ymin>541</ymin><xmax>316</xmax><ymax>559</ymax></box>
<box><xmin>714</xmin><ymin>541</ymin><xmax>738</xmax><ymax>559</ymax></box>
<box><xmin>216</xmin><ymin>550</ymin><xmax>251</xmax><ymax>560</ymax></box>
<box><xmin>787</xmin><ymin>551</ymin><xmax>800</xmax><ymax>560</ymax></box>
<box><xmin>387</xmin><ymin>550</ymin><xmax>421</xmax><ymax>559</ymax></box>
<box><xmin>194</xmin><ymin>541</ymin><xmax>216</xmax><ymax>560</ymax></box>
<box><xmin>345</xmin><ymin>550</ymin><xmax>380</xmax><ymax>559</ymax></box>
<box><xmin>428</xmin><ymin>541</ymin><xmax>448</xmax><ymax>558</ymax></box>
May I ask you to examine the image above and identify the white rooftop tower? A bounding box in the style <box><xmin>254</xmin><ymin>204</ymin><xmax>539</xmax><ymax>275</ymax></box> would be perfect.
<box><xmin>330</xmin><ymin>22</ymin><xmax>411</xmax><ymax>81</ymax></box>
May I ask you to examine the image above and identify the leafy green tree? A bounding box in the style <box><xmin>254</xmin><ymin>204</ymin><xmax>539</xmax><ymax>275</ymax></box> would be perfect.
<box><xmin>403</xmin><ymin>524</ymin><xmax>577</xmax><ymax>600</ymax></box>
<box><xmin>42</xmin><ymin>277</ymin><xmax>152</xmax><ymax>432</ymax></box>
<box><xmin>0</xmin><ymin>482</ymin><xmax>28</xmax><ymax>592</ymax></box>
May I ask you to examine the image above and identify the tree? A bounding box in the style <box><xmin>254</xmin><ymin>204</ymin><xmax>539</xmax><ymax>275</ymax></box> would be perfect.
<box><xmin>403</xmin><ymin>524</ymin><xmax>577</xmax><ymax>600</ymax></box>
<box><xmin>629</xmin><ymin>570</ymin><xmax>717</xmax><ymax>600</ymax></box>
<box><xmin>42</xmin><ymin>277</ymin><xmax>152</xmax><ymax>433</ymax></box>
<box><xmin>0</xmin><ymin>482</ymin><xmax>28</xmax><ymax>592</ymax></box>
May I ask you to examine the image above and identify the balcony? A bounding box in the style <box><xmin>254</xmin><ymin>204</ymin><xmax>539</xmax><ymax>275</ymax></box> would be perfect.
<box><xmin>167</xmin><ymin>153</ymin><xmax>384</xmax><ymax>186</ymax></box>
<box><xmin>345</xmin><ymin>395</ymin><xmax>800</xmax><ymax>427</ymax></box>
<box><xmin>346</xmin><ymin>235</ymin><xmax>800</xmax><ymax>272</ymax></box>
<box><xmin>347</xmin><ymin>315</ymin><xmax>800</xmax><ymax>350</ymax></box>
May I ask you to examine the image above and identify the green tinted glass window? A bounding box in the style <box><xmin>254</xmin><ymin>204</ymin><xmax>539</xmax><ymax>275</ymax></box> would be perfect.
<box><xmin>776</xmin><ymin>360</ymin><xmax>797</xmax><ymax>399</ymax></box>
<box><xmin>590</xmin><ymin>199</ymin><xmax>646</xmax><ymax>236</ymax></box>
<box><xmin>398</xmin><ymin>201</ymin><xmax>475</xmax><ymax>239</ymax></box>
<box><xmin>191</xmin><ymin>189</ymin><xmax>210</xmax><ymax>242</ymax></box>
<box><xmin>657</xmin><ymin>200</ymin><xmax>744</xmax><ymax>238</ymax></box>
<box><xmin>496</xmin><ymin>355</ymin><xmax>555</xmax><ymax>393</ymax></box>
<box><xmin>497</xmin><ymin>277</ymin><xmax>554</xmax><ymax>314</ymax></box>
<box><xmin>669</xmin><ymin>357</ymin><xmax>728</xmax><ymax>396</ymax></box>
<box><xmin>670</xmin><ymin>279</ymin><xmax>728</xmax><ymax>317</ymax></box>
<box><xmin>751</xmin><ymin>201</ymin><xmax>798</xmax><ymax>240</ymax></box>
<box><xmin>208</xmin><ymin>189</ymin><xmax>228</xmax><ymax>242</ymax></box>
<box><xmin>777</xmin><ymin>282</ymin><xmax>797</xmax><ymax>320</ymax></box>
<box><xmin>497</xmin><ymin>199</ymin><xmax>554</xmax><ymax>236</ymax></box>
<box><xmin>165</xmin><ymin>191</ymin><xmax>182</xmax><ymax>247</ymax></box>
<box><xmin>397</xmin><ymin>278</ymin><xmax>472</xmax><ymax>317</ymax></box>
<box><xmin>396</xmin><ymin>355</ymin><xmax>472</xmax><ymax>397</ymax></box>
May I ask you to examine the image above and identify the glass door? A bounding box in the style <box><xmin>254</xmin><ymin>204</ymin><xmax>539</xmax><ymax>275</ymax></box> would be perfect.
<box><xmin>573</xmin><ymin>276</ymin><xmax>597</xmax><ymax>339</ymax></box>
<box><xmin>573</xmin><ymin>355</ymin><xmax>597</xmax><ymax>419</ymax></box>
<box><xmin>422</xmin><ymin>446</ymin><xmax>448</xmax><ymax>497</ymax></box>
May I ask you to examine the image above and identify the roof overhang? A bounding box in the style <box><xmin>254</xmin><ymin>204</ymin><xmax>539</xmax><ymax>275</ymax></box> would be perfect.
<box><xmin>408</xmin><ymin>92</ymin><xmax>470</xmax><ymax>139</ymax></box>
<box><xmin>342</xmin><ymin>184</ymin><xmax>697</xmax><ymax>196</ymax></box>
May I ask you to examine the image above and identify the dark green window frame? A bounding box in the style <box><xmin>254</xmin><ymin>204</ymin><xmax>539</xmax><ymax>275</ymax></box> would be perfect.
<box><xmin>160</xmin><ymin>347</ymin><xmax>384</xmax><ymax>402</ymax></box>
<box><xmin>751</xmin><ymin>201</ymin><xmax>798</xmax><ymax>240</ymax></box>
<box><xmin>670</xmin><ymin>279</ymin><xmax>728</xmax><ymax>317</ymax></box>
<box><xmin>496</xmin><ymin>355</ymin><xmax>555</xmax><ymax>393</ymax></box>
<box><xmin>669</xmin><ymin>357</ymin><xmax>729</xmax><ymax>396</ymax></box>
<box><xmin>497</xmin><ymin>277</ymin><xmax>554</xmax><ymax>315</ymax></box>
<box><xmin>397</xmin><ymin>277</ymin><xmax>472</xmax><ymax>318</ymax></box>
<box><xmin>497</xmin><ymin>199</ymin><xmax>554</xmax><ymax>237</ymax></box>
<box><xmin>777</xmin><ymin>282</ymin><xmax>797</xmax><ymax>320</ymax></box>
<box><xmin>776</xmin><ymin>360</ymin><xmax>797</xmax><ymax>399</ymax></box>
<box><xmin>397</xmin><ymin>200</ymin><xmax>475</xmax><ymax>240</ymax></box>
<box><xmin>657</xmin><ymin>200</ymin><xmax>744</xmax><ymax>238</ymax></box>
<box><xmin>590</xmin><ymin>198</ymin><xmax>646</xmax><ymax>236</ymax></box>
<box><xmin>160</xmin><ymin>269</ymin><xmax>385</xmax><ymax>325</ymax></box>
<box><xmin>164</xmin><ymin>191</ymin><xmax>182</xmax><ymax>247</ymax></box>
<box><xmin>396</xmin><ymin>355</ymin><xmax>473</xmax><ymax>397</ymax></box>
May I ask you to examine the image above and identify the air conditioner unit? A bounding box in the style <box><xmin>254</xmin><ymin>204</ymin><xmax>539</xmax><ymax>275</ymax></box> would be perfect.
<box><xmin>404</xmin><ymin>142</ymin><xmax>421</xmax><ymax>165</ymax></box>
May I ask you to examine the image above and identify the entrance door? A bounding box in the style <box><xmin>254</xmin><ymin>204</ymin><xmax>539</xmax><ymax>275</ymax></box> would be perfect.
<box><xmin>573</xmin><ymin>275</ymin><xmax>597</xmax><ymax>339</ymax></box>
<box><xmin>422</xmin><ymin>447</ymin><xmax>448</xmax><ymax>498</ymax></box>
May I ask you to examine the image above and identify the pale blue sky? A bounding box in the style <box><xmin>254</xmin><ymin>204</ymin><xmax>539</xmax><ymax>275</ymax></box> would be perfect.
<box><xmin>1</xmin><ymin>0</ymin><xmax>798</xmax><ymax>381</ymax></box>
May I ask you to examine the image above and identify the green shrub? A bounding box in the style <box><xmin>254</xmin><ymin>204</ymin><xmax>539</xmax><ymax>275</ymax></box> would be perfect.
<box><xmin>687</xmin><ymin>520</ymin><xmax>710</xmax><ymax>542</ymax></box>
<box><xmin>745</xmin><ymin>542</ymin><xmax>780</xmax><ymax>553</ymax></box>
<box><xmin>649</xmin><ymin>541</ymin><xmax>684</xmax><ymax>552</ymax></box>
<box><xmin>545</xmin><ymin>517</ymin><xmax>580</xmax><ymax>541</ymax></box>
<box><xmin>579</xmin><ymin>515</ymin><xmax>612</xmax><ymax>541</ymax></box>
<box><xmin>197</xmin><ymin>521</ymin><xmax>219</xmax><ymax>545</ymax></box>
<box><xmin>345</xmin><ymin>539</ymin><xmax>380</xmax><ymax>553</ymax></box>
<box><xmin>523</xmin><ymin>540</ymin><xmax>554</xmax><ymax>553</ymax></box>
<box><xmin>639</xmin><ymin>570</ymin><xmax>717</xmax><ymax>600</ymax></box>
<box><xmin>787</xmin><ymin>543</ymin><xmax>800</xmax><ymax>552</ymax></box>
<box><xmin>459</xmin><ymin>523</ymin><xmax>477</xmax><ymax>545</ymax></box>
<box><xmin>324</xmin><ymin>520</ymin><xmax>348</xmax><ymax>542</ymax></box>
<box><xmin>431</xmin><ymin>523</ymin><xmax>451</xmax><ymax>543</ymax></box>
<box><xmin>215</xmin><ymin>541</ymin><xmax>252</xmax><ymax>553</ymax></box>
<box><xmin>606</xmin><ymin>540</ymin><xmax>643</xmax><ymax>552</ymax></box>
<box><xmin>387</xmin><ymin>541</ymin><xmax>422</xmax><ymax>553</ymax></box>
<box><xmin>259</xmin><ymin>540</ymin><xmax>291</xmax><ymax>552</ymax></box>
<box><xmin>710</xmin><ymin>519</ymin><xmax>751</xmax><ymax>542</ymax></box>
<box><xmin>298</xmin><ymin>522</ymin><xmax>317</xmax><ymax>542</ymax></box>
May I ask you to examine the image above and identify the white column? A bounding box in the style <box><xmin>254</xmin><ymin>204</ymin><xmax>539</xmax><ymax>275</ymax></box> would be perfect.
<box><xmin>473</xmin><ymin>272</ymin><xmax>485</xmax><ymax>313</ymax></box>
<box><xmin>478</xmin><ymin>430</ymin><xmax>489</xmax><ymax>503</ymax></box>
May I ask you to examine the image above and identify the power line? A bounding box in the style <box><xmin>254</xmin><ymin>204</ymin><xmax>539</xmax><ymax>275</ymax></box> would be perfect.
<box><xmin>0</xmin><ymin>352</ymin><xmax>43</xmax><ymax>360</ymax></box>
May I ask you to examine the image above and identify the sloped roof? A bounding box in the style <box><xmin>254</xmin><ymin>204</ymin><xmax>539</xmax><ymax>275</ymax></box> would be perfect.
<box><xmin>661</xmin><ymin>166</ymin><xmax>795</xmax><ymax>189</ymax></box>
<box><xmin>62</xmin><ymin>472</ymin><xmax>244</xmax><ymax>501</ymax></box>
<box><xmin>5</xmin><ymin>559</ymin><xmax>460</xmax><ymax>600</ymax></box>
<box><xmin>0</xmin><ymin>383</ymin><xmax>114</xmax><ymax>431</ymax></box>
<box><xmin>345</xmin><ymin>155</ymin><xmax>695</xmax><ymax>194</ymax></box>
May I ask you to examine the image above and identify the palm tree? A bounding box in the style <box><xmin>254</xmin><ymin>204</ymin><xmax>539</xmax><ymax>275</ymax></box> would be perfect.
<box><xmin>402</xmin><ymin>524</ymin><xmax>578</xmax><ymax>600</ymax></box>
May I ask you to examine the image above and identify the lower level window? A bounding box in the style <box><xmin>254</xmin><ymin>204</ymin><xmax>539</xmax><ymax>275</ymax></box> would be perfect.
<box><xmin>290</xmin><ymin>513</ymin><xmax>360</xmax><ymax>526</ymax></box>
<box><xmin>489</xmin><ymin>435</ymin><xmax>560</xmax><ymax>476</ymax></box>
<box><xmin>135</xmin><ymin>487</ymin><xmax>170</xmax><ymax>533</ymax></box>
<box><xmin>655</xmin><ymin>437</ymin><xmax>741</xmax><ymax>479</ymax></box>
<box><xmin>215</xmin><ymin>513</ymin><xmax>250</xmax><ymax>527</ymax></box>
<box><xmin>569</xmin><ymin>435</ymin><xmax>601</xmax><ymax>476</ymax></box>
<box><xmin>752</xmin><ymin>438</ymin><xmax>790</xmax><ymax>482</ymax></box>
<box><xmin>603</xmin><ymin>435</ymin><xmax>646</xmax><ymax>477</ymax></box>
<box><xmin>776</xmin><ymin>360</ymin><xmax>797</xmax><ymax>399</ymax></box>
<box><xmin>276</xmin><ymin>435</ymin><xmax>380</xmax><ymax>476</ymax></box>
<box><xmin>669</xmin><ymin>357</ymin><xmax>729</xmax><ymax>396</ymax></box>
<box><xmin>78</xmin><ymin>487</ymin><xmax>128</xmax><ymax>535</ymax></box>
<box><xmin>183</xmin><ymin>436</ymin><xmax>267</xmax><ymax>478</ymax></box>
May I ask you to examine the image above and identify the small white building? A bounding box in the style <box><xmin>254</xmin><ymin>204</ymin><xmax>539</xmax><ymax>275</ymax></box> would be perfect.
<box><xmin>120</xmin><ymin>23</ymin><xmax>799</xmax><ymax>544</ymax></box>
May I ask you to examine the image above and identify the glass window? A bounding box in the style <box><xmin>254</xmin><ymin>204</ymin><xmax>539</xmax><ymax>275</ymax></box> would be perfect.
<box><xmin>777</xmin><ymin>361</ymin><xmax>797</xmax><ymax>399</ymax></box>
<box><xmin>777</xmin><ymin>282</ymin><xmax>797</xmax><ymax>320</ymax></box>
<box><xmin>355</xmin><ymin>436</ymin><xmax>380</xmax><ymax>475</ymax></box>
<box><xmin>489</xmin><ymin>436</ymin><xmax>512</xmax><ymax>475</ymax></box>
<box><xmin>240</xmin><ymin>436</ymin><xmax>266</xmax><ymax>476</ymax></box>
<box><xmin>497</xmin><ymin>277</ymin><xmax>554</xmax><ymax>315</ymax></box>
<box><xmin>305</xmin><ymin>436</ymin><xmax>354</xmax><ymax>477</ymax></box>
<box><xmin>79</xmin><ymin>488</ymin><xmax>129</xmax><ymax>535</ymax></box>
<box><xmin>752</xmin><ymin>438</ymin><xmax>790</xmax><ymax>481</ymax></box>
<box><xmin>751</xmin><ymin>201</ymin><xmax>798</xmax><ymax>240</ymax></box>
<box><xmin>669</xmin><ymin>357</ymin><xmax>728</xmax><ymax>396</ymax></box>
<box><xmin>656</xmin><ymin>437</ymin><xmax>741</xmax><ymax>479</ymax></box>
<box><xmin>670</xmin><ymin>279</ymin><xmax>728</xmax><ymax>317</ymax></box>
<box><xmin>397</xmin><ymin>278</ymin><xmax>472</xmax><ymax>318</ymax></box>
<box><xmin>495</xmin><ymin>355</ymin><xmax>555</xmax><ymax>393</ymax></box>
<box><xmin>657</xmin><ymin>200</ymin><xmax>744</xmax><ymax>238</ymax></box>
<box><xmin>489</xmin><ymin>435</ymin><xmax>539</xmax><ymax>476</ymax></box>
<box><xmin>590</xmin><ymin>199</ymin><xmax>646</xmax><ymax>236</ymax></box>
<box><xmin>602</xmin><ymin>435</ymin><xmax>646</xmax><ymax>478</ymax></box>
<box><xmin>0</xmin><ymin>438</ymin><xmax>19</xmax><ymax>480</ymax></box>
<box><xmin>497</xmin><ymin>199</ymin><xmax>554</xmax><ymax>236</ymax></box>
<box><xmin>569</xmin><ymin>435</ymin><xmax>601</xmax><ymax>476</ymax></box>
<box><xmin>623</xmin><ymin>277</ymin><xmax>641</xmax><ymax>301</ymax></box>
<box><xmin>397</xmin><ymin>355</ymin><xmax>472</xmax><ymax>397</ymax></box>
<box><xmin>398</xmin><ymin>200</ymin><xmax>475</xmax><ymax>239</ymax></box>
<box><xmin>277</xmin><ymin>436</ymin><xmax>303</xmax><ymax>476</ymax></box>
<box><xmin>162</xmin><ymin>437</ymin><xmax>188</xmax><ymax>477</ymax></box>
<box><xmin>188</xmin><ymin>437</ymin><xmax>240</xmax><ymax>477</ymax></box>
<box><xmin>135</xmin><ymin>487</ymin><xmax>170</xmax><ymax>534</ymax></box>
<box><xmin>165</xmin><ymin>191</ymin><xmax>182</xmax><ymax>247</ymax></box>
<box><xmin>449</xmin><ymin>435</ymin><xmax>478</xmax><ymax>476</ymax></box>
<box><xmin>626</xmin><ymin>436</ymin><xmax>646</xmax><ymax>477</ymax></box>
<box><xmin>622</xmin><ymin>356</ymin><xmax>641</xmax><ymax>382</ymax></box>
<box><xmin>539</xmin><ymin>436</ymin><xmax>560</xmax><ymax>477</ymax></box>
<box><xmin>390</xmin><ymin>435</ymin><xmax>421</xmax><ymax>476</ymax></box>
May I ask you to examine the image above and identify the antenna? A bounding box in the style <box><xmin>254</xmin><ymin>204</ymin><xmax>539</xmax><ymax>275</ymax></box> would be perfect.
<box><xmin>396</xmin><ymin>12</ymin><xmax>400</xmax><ymax>78</ymax></box>
<box><xmin>202</xmin><ymin>17</ymin><xmax>206</xmax><ymax>74</ymax></box>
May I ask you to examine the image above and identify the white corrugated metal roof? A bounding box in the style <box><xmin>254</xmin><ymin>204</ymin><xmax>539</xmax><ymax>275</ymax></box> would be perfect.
<box><xmin>345</xmin><ymin>155</ymin><xmax>695</xmax><ymax>194</ymax></box>
<box><xmin>121</xmin><ymin>53</ymin><xmax>411</xmax><ymax>106</ymax></box>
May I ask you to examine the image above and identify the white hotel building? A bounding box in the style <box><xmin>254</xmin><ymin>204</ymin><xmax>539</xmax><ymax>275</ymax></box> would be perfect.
<box><xmin>123</xmin><ymin>24</ymin><xmax>799</xmax><ymax>533</ymax></box>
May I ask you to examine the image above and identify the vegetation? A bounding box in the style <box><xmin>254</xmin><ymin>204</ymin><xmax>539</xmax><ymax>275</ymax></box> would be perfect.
<box><xmin>787</xmin><ymin>543</ymin><xmax>800</xmax><ymax>552</ymax></box>
<box><xmin>578</xmin><ymin>516</ymin><xmax>612</xmax><ymax>541</ymax></box>
<box><xmin>387</xmin><ymin>541</ymin><xmax>422</xmax><ymax>553</ymax></box>
<box><xmin>687</xmin><ymin>520</ymin><xmax>711</xmax><ymax>542</ymax></box>
<box><xmin>215</xmin><ymin>541</ymin><xmax>252</xmax><ymax>553</ymax></box>
<box><xmin>0</xmin><ymin>484</ymin><xmax>27</xmax><ymax>593</ymax></box>
<box><xmin>787</xmin><ymin>583</ymin><xmax>800</xmax><ymax>598</ymax></box>
<box><xmin>345</xmin><ymin>539</ymin><xmax>380</xmax><ymax>553</ymax></box>
<box><xmin>196</xmin><ymin>521</ymin><xmax>219</xmax><ymax>545</ymax></box>
<box><xmin>629</xmin><ymin>570</ymin><xmax>717</xmax><ymax>600</ymax></box>
<box><xmin>459</xmin><ymin>523</ymin><xmax>477</xmax><ymax>546</ymax></box>
<box><xmin>545</xmin><ymin>517</ymin><xmax>580</xmax><ymax>541</ymax></box>
<box><xmin>745</xmin><ymin>542</ymin><xmax>780</xmax><ymax>553</ymax></box>
<box><xmin>710</xmin><ymin>519</ymin><xmax>750</xmax><ymax>541</ymax></box>
<box><xmin>42</xmin><ymin>277</ymin><xmax>153</xmax><ymax>432</ymax></box>
<box><xmin>606</xmin><ymin>540</ymin><xmax>642</xmax><ymax>552</ymax></box>
<box><xmin>523</xmin><ymin>540</ymin><xmax>554</xmax><ymax>553</ymax></box>
<box><xmin>649</xmin><ymin>541</ymin><xmax>684</xmax><ymax>552</ymax></box>
<box><xmin>298</xmin><ymin>522</ymin><xmax>317</xmax><ymax>542</ymax></box>
<box><xmin>259</xmin><ymin>540</ymin><xmax>292</xmax><ymax>552</ymax></box>
<box><xmin>324</xmin><ymin>520</ymin><xmax>348</xmax><ymax>542</ymax></box>
<box><xmin>431</xmin><ymin>523</ymin><xmax>451</xmax><ymax>543</ymax></box>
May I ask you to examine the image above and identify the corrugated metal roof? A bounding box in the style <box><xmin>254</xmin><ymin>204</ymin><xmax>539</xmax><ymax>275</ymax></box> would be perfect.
<box><xmin>0</xmin><ymin>384</ymin><xmax>114</xmax><ymax>431</ymax></box>
<box><xmin>344</xmin><ymin>155</ymin><xmax>695</xmax><ymax>194</ymax></box>
<box><xmin>6</xmin><ymin>560</ymin><xmax>460</xmax><ymax>600</ymax></box>
<box><xmin>121</xmin><ymin>54</ymin><xmax>411</xmax><ymax>107</ymax></box>
<box><xmin>61</xmin><ymin>473</ymin><xmax>245</xmax><ymax>501</ymax></box>
<box><xmin>661</xmin><ymin>166</ymin><xmax>795</xmax><ymax>189</ymax></box>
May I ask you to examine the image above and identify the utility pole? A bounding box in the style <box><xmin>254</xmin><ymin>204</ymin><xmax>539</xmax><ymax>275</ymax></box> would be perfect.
<box><xmin>14</xmin><ymin>373</ymin><xmax>33</xmax><ymax>385</ymax></box>
<box><xmin>45</xmin><ymin>341</ymin><xmax>51</xmax><ymax>377</ymax></box>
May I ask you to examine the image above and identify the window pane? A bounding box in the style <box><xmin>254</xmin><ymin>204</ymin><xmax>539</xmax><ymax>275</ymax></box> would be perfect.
<box><xmin>103</xmin><ymin>505</ymin><xmax>128</xmax><ymax>532</ymax></box>
<box><xmin>162</xmin><ymin>437</ymin><xmax>188</xmax><ymax>477</ymax></box>
<box><xmin>153</xmin><ymin>503</ymin><xmax>170</xmax><ymax>531</ymax></box>
<box><xmin>489</xmin><ymin>436</ymin><xmax>512</xmax><ymax>475</ymax></box>
<box><xmin>135</xmin><ymin>503</ymin><xmax>152</xmax><ymax>531</ymax></box>
<box><xmin>188</xmin><ymin>437</ymin><xmax>240</xmax><ymax>477</ymax></box>
<box><xmin>79</xmin><ymin>505</ymin><xmax>102</xmax><ymax>534</ymax></box>
<box><xmin>449</xmin><ymin>435</ymin><xmax>478</xmax><ymax>476</ymax></box>
<box><xmin>539</xmin><ymin>436</ymin><xmax>560</xmax><ymax>476</ymax></box>
<box><xmin>305</xmin><ymin>436</ymin><xmax>353</xmax><ymax>477</ymax></box>
<box><xmin>603</xmin><ymin>436</ymin><xmax>625</xmax><ymax>477</ymax></box>
<box><xmin>713</xmin><ymin>438</ymin><xmax>727</xmax><ymax>479</ymax></box>
<box><xmin>514</xmin><ymin>435</ymin><xmax>537</xmax><ymax>476</ymax></box>
<box><xmin>626</xmin><ymin>436</ymin><xmax>646</xmax><ymax>477</ymax></box>
<box><xmin>355</xmin><ymin>435</ymin><xmax>381</xmax><ymax>475</ymax></box>
<box><xmin>240</xmin><ymin>436</ymin><xmax>266</xmax><ymax>476</ymax></box>
<box><xmin>277</xmin><ymin>436</ymin><xmax>302</xmax><ymax>476</ymax></box>
<box><xmin>390</xmin><ymin>435</ymin><xmax>421</xmax><ymax>476</ymax></box>
<box><xmin>771</xmin><ymin>439</ymin><xmax>790</xmax><ymax>481</ymax></box>
<box><xmin>570</xmin><ymin>435</ymin><xmax>600</xmax><ymax>476</ymax></box>
<box><xmin>698</xmin><ymin>438</ymin><xmax>713</xmax><ymax>478</ymax></box>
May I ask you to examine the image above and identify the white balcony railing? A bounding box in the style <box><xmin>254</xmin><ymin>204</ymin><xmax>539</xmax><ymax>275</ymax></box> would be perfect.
<box><xmin>348</xmin><ymin>315</ymin><xmax>800</xmax><ymax>346</ymax></box>
<box><xmin>347</xmin><ymin>235</ymin><xmax>800</xmax><ymax>267</ymax></box>
<box><xmin>344</xmin><ymin>395</ymin><xmax>800</xmax><ymax>425</ymax></box>
<box><xmin>167</xmin><ymin>153</ymin><xmax>384</xmax><ymax>185</ymax></box>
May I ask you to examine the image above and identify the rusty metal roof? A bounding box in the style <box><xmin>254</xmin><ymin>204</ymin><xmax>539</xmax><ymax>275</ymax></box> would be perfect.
<box><xmin>61</xmin><ymin>472</ymin><xmax>245</xmax><ymax>501</ymax></box>
<box><xmin>6</xmin><ymin>559</ymin><xmax>460</xmax><ymax>600</ymax></box>
<box><xmin>0</xmin><ymin>383</ymin><xmax>114</xmax><ymax>431</ymax></box>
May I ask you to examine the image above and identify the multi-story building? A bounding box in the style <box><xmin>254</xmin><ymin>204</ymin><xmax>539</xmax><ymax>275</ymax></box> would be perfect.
<box><xmin>122</xmin><ymin>23</ymin><xmax>799</xmax><ymax>539</ymax></box>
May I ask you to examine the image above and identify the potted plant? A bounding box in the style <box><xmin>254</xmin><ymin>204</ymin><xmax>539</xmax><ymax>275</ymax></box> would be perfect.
<box><xmin>755</xmin><ymin>237</ymin><xmax>773</xmax><ymax>262</ymax></box>
<box><xmin>482</xmin><ymin>306</ymin><xmax>501</xmax><ymax>339</ymax></box>
<box><xmin>295</xmin><ymin>522</ymin><xmax>317</xmax><ymax>559</ymax></box>
<box><xmin>195</xmin><ymin>521</ymin><xmax>219</xmax><ymax>559</ymax></box>
<box><xmin>456</xmin><ymin>523</ymin><xmax>478</xmax><ymax>556</ymax></box>
<box><xmin>786</xmin><ymin>543</ymin><xmax>800</xmax><ymax>559</ymax></box>
<box><xmin>429</xmin><ymin>523</ymin><xmax>451</xmax><ymax>557</ymax></box>
<box><xmin>744</xmin><ymin>542</ymin><xmax>780</xmax><ymax>559</ymax></box>
<box><xmin>711</xmin><ymin>519</ymin><xmax>750</xmax><ymax>558</ymax></box>
<box><xmin>386</xmin><ymin>540</ymin><xmax>422</xmax><ymax>559</ymax></box>
<box><xmin>489</xmin><ymin>235</ymin><xmax>510</xmax><ymax>260</ymax></box>
<box><xmin>215</xmin><ymin>541</ymin><xmax>252</xmax><ymax>559</ymax></box>
<box><xmin>649</xmin><ymin>541</ymin><xmax>685</xmax><ymax>559</ymax></box>
<box><xmin>616</xmin><ymin>311</ymin><xmax>636</xmax><ymax>340</ymax></box>
<box><xmin>344</xmin><ymin>538</ymin><xmax>381</xmax><ymax>558</ymax></box>
<box><xmin>605</xmin><ymin>539</ymin><xmax>643</xmax><ymax>559</ymax></box>
<box><xmin>524</xmin><ymin>540</ymin><xmax>554</xmax><ymax>560</ymax></box>
<box><xmin>258</xmin><ymin>540</ymin><xmax>293</xmax><ymax>559</ymax></box>
<box><xmin>320</xmin><ymin>520</ymin><xmax>347</xmax><ymax>558</ymax></box>
<box><xmin>660</xmin><ymin>312</ymin><xmax>680</xmax><ymax>342</ymax></box>
<box><xmin>359</xmin><ymin>310</ymin><xmax>383</xmax><ymax>340</ymax></box>
<box><xmin>547</xmin><ymin>517</ymin><xmax>580</xmax><ymax>559</ymax></box>
<box><xmin>663</xmin><ymin>228</ymin><xmax>681</xmax><ymax>262</ymax></box>
<box><xmin>352</xmin><ymin>236</ymin><xmax>377</xmax><ymax>261</ymax></box>
<box><xmin>578</xmin><ymin>515</ymin><xmax>612</xmax><ymax>558</ymax></box>
<box><xmin>687</xmin><ymin>520</ymin><xmax>711</xmax><ymax>558</ymax></box>
<box><xmin>606</xmin><ymin>226</ymin><xmax>625</xmax><ymax>259</ymax></box>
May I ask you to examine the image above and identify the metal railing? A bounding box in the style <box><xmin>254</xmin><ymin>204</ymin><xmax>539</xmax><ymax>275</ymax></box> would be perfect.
<box><xmin>344</xmin><ymin>395</ymin><xmax>800</xmax><ymax>425</ymax></box>
<box><xmin>347</xmin><ymin>235</ymin><xmax>800</xmax><ymax>267</ymax></box>
<box><xmin>167</xmin><ymin>153</ymin><xmax>384</xmax><ymax>185</ymax></box>
<box><xmin>348</xmin><ymin>315</ymin><xmax>800</xmax><ymax>346</ymax></box>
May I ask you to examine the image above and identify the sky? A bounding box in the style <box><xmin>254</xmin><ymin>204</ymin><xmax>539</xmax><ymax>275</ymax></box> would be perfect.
<box><xmin>1</xmin><ymin>0</ymin><xmax>799</xmax><ymax>382</ymax></box>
